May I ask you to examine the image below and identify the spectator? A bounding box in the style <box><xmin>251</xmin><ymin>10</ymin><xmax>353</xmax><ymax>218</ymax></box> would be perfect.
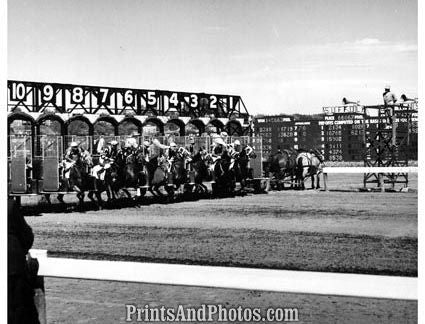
<box><xmin>8</xmin><ymin>199</ymin><xmax>40</xmax><ymax>324</ymax></box>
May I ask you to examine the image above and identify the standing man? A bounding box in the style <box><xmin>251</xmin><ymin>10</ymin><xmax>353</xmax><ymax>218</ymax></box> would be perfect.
<box><xmin>383</xmin><ymin>85</ymin><xmax>397</xmax><ymax>126</ymax></box>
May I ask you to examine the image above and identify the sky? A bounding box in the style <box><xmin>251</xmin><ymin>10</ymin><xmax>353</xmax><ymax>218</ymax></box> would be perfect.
<box><xmin>8</xmin><ymin>0</ymin><xmax>418</xmax><ymax>115</ymax></box>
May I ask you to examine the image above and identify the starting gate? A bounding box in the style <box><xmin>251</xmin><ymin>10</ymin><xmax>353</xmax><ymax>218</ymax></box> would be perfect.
<box><xmin>40</xmin><ymin>136</ymin><xmax>63</xmax><ymax>192</ymax></box>
<box><xmin>9</xmin><ymin>135</ymin><xmax>34</xmax><ymax>194</ymax></box>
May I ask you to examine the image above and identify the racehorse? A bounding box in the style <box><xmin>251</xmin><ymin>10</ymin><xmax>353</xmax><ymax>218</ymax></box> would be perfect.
<box><xmin>188</xmin><ymin>150</ymin><xmax>211</xmax><ymax>194</ymax></box>
<box><xmin>233</xmin><ymin>148</ymin><xmax>257</xmax><ymax>193</ymax></box>
<box><xmin>295</xmin><ymin>149</ymin><xmax>324</xmax><ymax>190</ymax></box>
<box><xmin>118</xmin><ymin>148</ymin><xmax>145</xmax><ymax>199</ymax></box>
<box><xmin>87</xmin><ymin>160</ymin><xmax>120</xmax><ymax>209</ymax></box>
<box><xmin>44</xmin><ymin>153</ymin><xmax>93</xmax><ymax>207</ymax></box>
<box><xmin>57</xmin><ymin>156</ymin><xmax>93</xmax><ymax>207</ymax></box>
<box><xmin>266</xmin><ymin>149</ymin><xmax>298</xmax><ymax>189</ymax></box>
<box><xmin>212</xmin><ymin>151</ymin><xmax>235</xmax><ymax>196</ymax></box>
<box><xmin>144</xmin><ymin>155</ymin><xmax>174</xmax><ymax>198</ymax></box>
<box><xmin>167</xmin><ymin>147</ymin><xmax>191</xmax><ymax>195</ymax></box>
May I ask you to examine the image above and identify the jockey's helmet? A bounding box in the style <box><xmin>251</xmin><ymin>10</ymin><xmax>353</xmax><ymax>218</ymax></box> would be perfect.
<box><xmin>110</xmin><ymin>140</ymin><xmax>118</xmax><ymax>146</ymax></box>
<box><xmin>214</xmin><ymin>138</ymin><xmax>226</xmax><ymax>146</ymax></box>
<box><xmin>70</xmin><ymin>142</ymin><xmax>78</xmax><ymax>148</ymax></box>
<box><xmin>170</xmin><ymin>142</ymin><xmax>177</xmax><ymax>148</ymax></box>
<box><xmin>143</xmin><ymin>140</ymin><xmax>151</xmax><ymax>147</ymax></box>
<box><xmin>220</xmin><ymin>131</ymin><xmax>228</xmax><ymax>138</ymax></box>
<box><xmin>233</xmin><ymin>139</ymin><xmax>241</xmax><ymax>146</ymax></box>
<box><xmin>189</xmin><ymin>136</ymin><xmax>195</xmax><ymax>144</ymax></box>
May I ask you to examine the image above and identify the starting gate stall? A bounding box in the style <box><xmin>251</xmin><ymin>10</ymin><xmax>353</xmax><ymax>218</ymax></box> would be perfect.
<box><xmin>63</xmin><ymin>135</ymin><xmax>93</xmax><ymax>155</ymax></box>
<box><xmin>186</xmin><ymin>135</ymin><xmax>210</xmax><ymax>153</ymax></box>
<box><xmin>92</xmin><ymin>135</ymin><xmax>121</xmax><ymax>164</ymax></box>
<box><xmin>39</xmin><ymin>136</ymin><xmax>64</xmax><ymax>192</ymax></box>
<box><xmin>93</xmin><ymin>136</ymin><xmax>120</xmax><ymax>154</ymax></box>
<box><xmin>167</xmin><ymin>135</ymin><xmax>187</xmax><ymax>148</ymax></box>
<box><xmin>8</xmin><ymin>135</ymin><xmax>38</xmax><ymax>196</ymax></box>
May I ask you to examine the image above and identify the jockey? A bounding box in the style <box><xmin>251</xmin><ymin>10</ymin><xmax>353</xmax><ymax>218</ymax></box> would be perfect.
<box><xmin>212</xmin><ymin>137</ymin><xmax>227</xmax><ymax>159</ymax></box>
<box><xmin>187</xmin><ymin>136</ymin><xmax>196</xmax><ymax>155</ymax></box>
<box><xmin>142</xmin><ymin>140</ymin><xmax>151</xmax><ymax>158</ymax></box>
<box><xmin>65</xmin><ymin>142</ymin><xmax>83</xmax><ymax>163</ymax></box>
<box><xmin>124</xmin><ymin>131</ymin><xmax>140</xmax><ymax>151</ymax></box>
<box><xmin>63</xmin><ymin>142</ymin><xmax>84</xmax><ymax>181</ymax></box>
<box><xmin>103</xmin><ymin>140</ymin><xmax>121</xmax><ymax>162</ymax></box>
<box><xmin>220</xmin><ymin>131</ymin><xmax>229</xmax><ymax>144</ymax></box>
<box><xmin>237</xmin><ymin>140</ymin><xmax>254</xmax><ymax>157</ymax></box>
<box><xmin>166</xmin><ymin>142</ymin><xmax>178</xmax><ymax>161</ymax></box>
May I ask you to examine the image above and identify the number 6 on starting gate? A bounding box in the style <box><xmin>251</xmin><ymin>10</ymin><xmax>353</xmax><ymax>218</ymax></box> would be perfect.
<box><xmin>123</xmin><ymin>90</ymin><xmax>134</xmax><ymax>106</ymax></box>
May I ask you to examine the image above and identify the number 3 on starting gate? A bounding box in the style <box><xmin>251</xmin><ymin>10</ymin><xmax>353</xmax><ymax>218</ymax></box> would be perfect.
<box><xmin>190</xmin><ymin>94</ymin><xmax>198</xmax><ymax>108</ymax></box>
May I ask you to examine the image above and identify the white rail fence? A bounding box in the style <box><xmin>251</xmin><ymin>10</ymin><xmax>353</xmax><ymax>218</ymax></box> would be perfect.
<box><xmin>30</xmin><ymin>249</ymin><xmax>417</xmax><ymax>322</ymax></box>
<box><xmin>321</xmin><ymin>166</ymin><xmax>418</xmax><ymax>191</ymax></box>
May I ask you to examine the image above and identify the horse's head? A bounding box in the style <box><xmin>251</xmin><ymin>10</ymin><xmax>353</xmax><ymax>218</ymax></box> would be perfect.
<box><xmin>311</xmin><ymin>148</ymin><xmax>325</xmax><ymax>164</ymax></box>
<box><xmin>158</xmin><ymin>156</ymin><xmax>171</xmax><ymax>172</ymax></box>
<box><xmin>203</xmin><ymin>153</ymin><xmax>214</xmax><ymax>166</ymax></box>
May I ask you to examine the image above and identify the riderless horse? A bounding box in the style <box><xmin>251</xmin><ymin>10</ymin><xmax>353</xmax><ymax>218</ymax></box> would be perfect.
<box><xmin>295</xmin><ymin>148</ymin><xmax>324</xmax><ymax>190</ymax></box>
<box><xmin>266</xmin><ymin>149</ymin><xmax>298</xmax><ymax>189</ymax></box>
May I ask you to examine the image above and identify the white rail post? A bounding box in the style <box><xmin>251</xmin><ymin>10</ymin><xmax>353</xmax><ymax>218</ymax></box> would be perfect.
<box><xmin>378</xmin><ymin>173</ymin><xmax>384</xmax><ymax>192</ymax></box>
<box><xmin>323</xmin><ymin>172</ymin><xmax>328</xmax><ymax>191</ymax></box>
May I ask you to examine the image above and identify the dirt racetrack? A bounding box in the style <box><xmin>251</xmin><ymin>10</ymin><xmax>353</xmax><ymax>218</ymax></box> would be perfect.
<box><xmin>25</xmin><ymin>173</ymin><xmax>417</xmax><ymax>323</ymax></box>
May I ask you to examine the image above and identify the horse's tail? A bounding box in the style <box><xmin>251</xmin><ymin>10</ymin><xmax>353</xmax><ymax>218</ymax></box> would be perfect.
<box><xmin>297</xmin><ymin>154</ymin><xmax>305</xmax><ymax>176</ymax></box>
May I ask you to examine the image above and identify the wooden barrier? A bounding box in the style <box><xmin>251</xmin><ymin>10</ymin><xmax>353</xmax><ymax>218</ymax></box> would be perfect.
<box><xmin>321</xmin><ymin>167</ymin><xmax>418</xmax><ymax>191</ymax></box>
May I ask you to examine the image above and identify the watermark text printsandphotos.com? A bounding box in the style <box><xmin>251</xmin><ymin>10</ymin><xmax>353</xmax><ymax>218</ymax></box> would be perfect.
<box><xmin>125</xmin><ymin>304</ymin><xmax>299</xmax><ymax>322</ymax></box>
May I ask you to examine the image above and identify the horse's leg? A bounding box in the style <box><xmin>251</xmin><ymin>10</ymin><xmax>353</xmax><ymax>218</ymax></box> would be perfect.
<box><xmin>44</xmin><ymin>193</ymin><xmax>52</xmax><ymax>205</ymax></box>
<box><xmin>316</xmin><ymin>173</ymin><xmax>321</xmax><ymax>189</ymax></box>
<box><xmin>95</xmin><ymin>190</ymin><xmax>103</xmax><ymax>209</ymax></box>
<box><xmin>311</xmin><ymin>175</ymin><xmax>315</xmax><ymax>189</ymax></box>
<box><xmin>87</xmin><ymin>190</ymin><xmax>96</xmax><ymax>202</ymax></box>
<box><xmin>148</xmin><ymin>186</ymin><xmax>156</xmax><ymax>197</ymax></box>
<box><xmin>122</xmin><ymin>188</ymin><xmax>132</xmax><ymax>199</ymax></box>
<box><xmin>57</xmin><ymin>193</ymin><xmax>65</xmax><ymax>204</ymax></box>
